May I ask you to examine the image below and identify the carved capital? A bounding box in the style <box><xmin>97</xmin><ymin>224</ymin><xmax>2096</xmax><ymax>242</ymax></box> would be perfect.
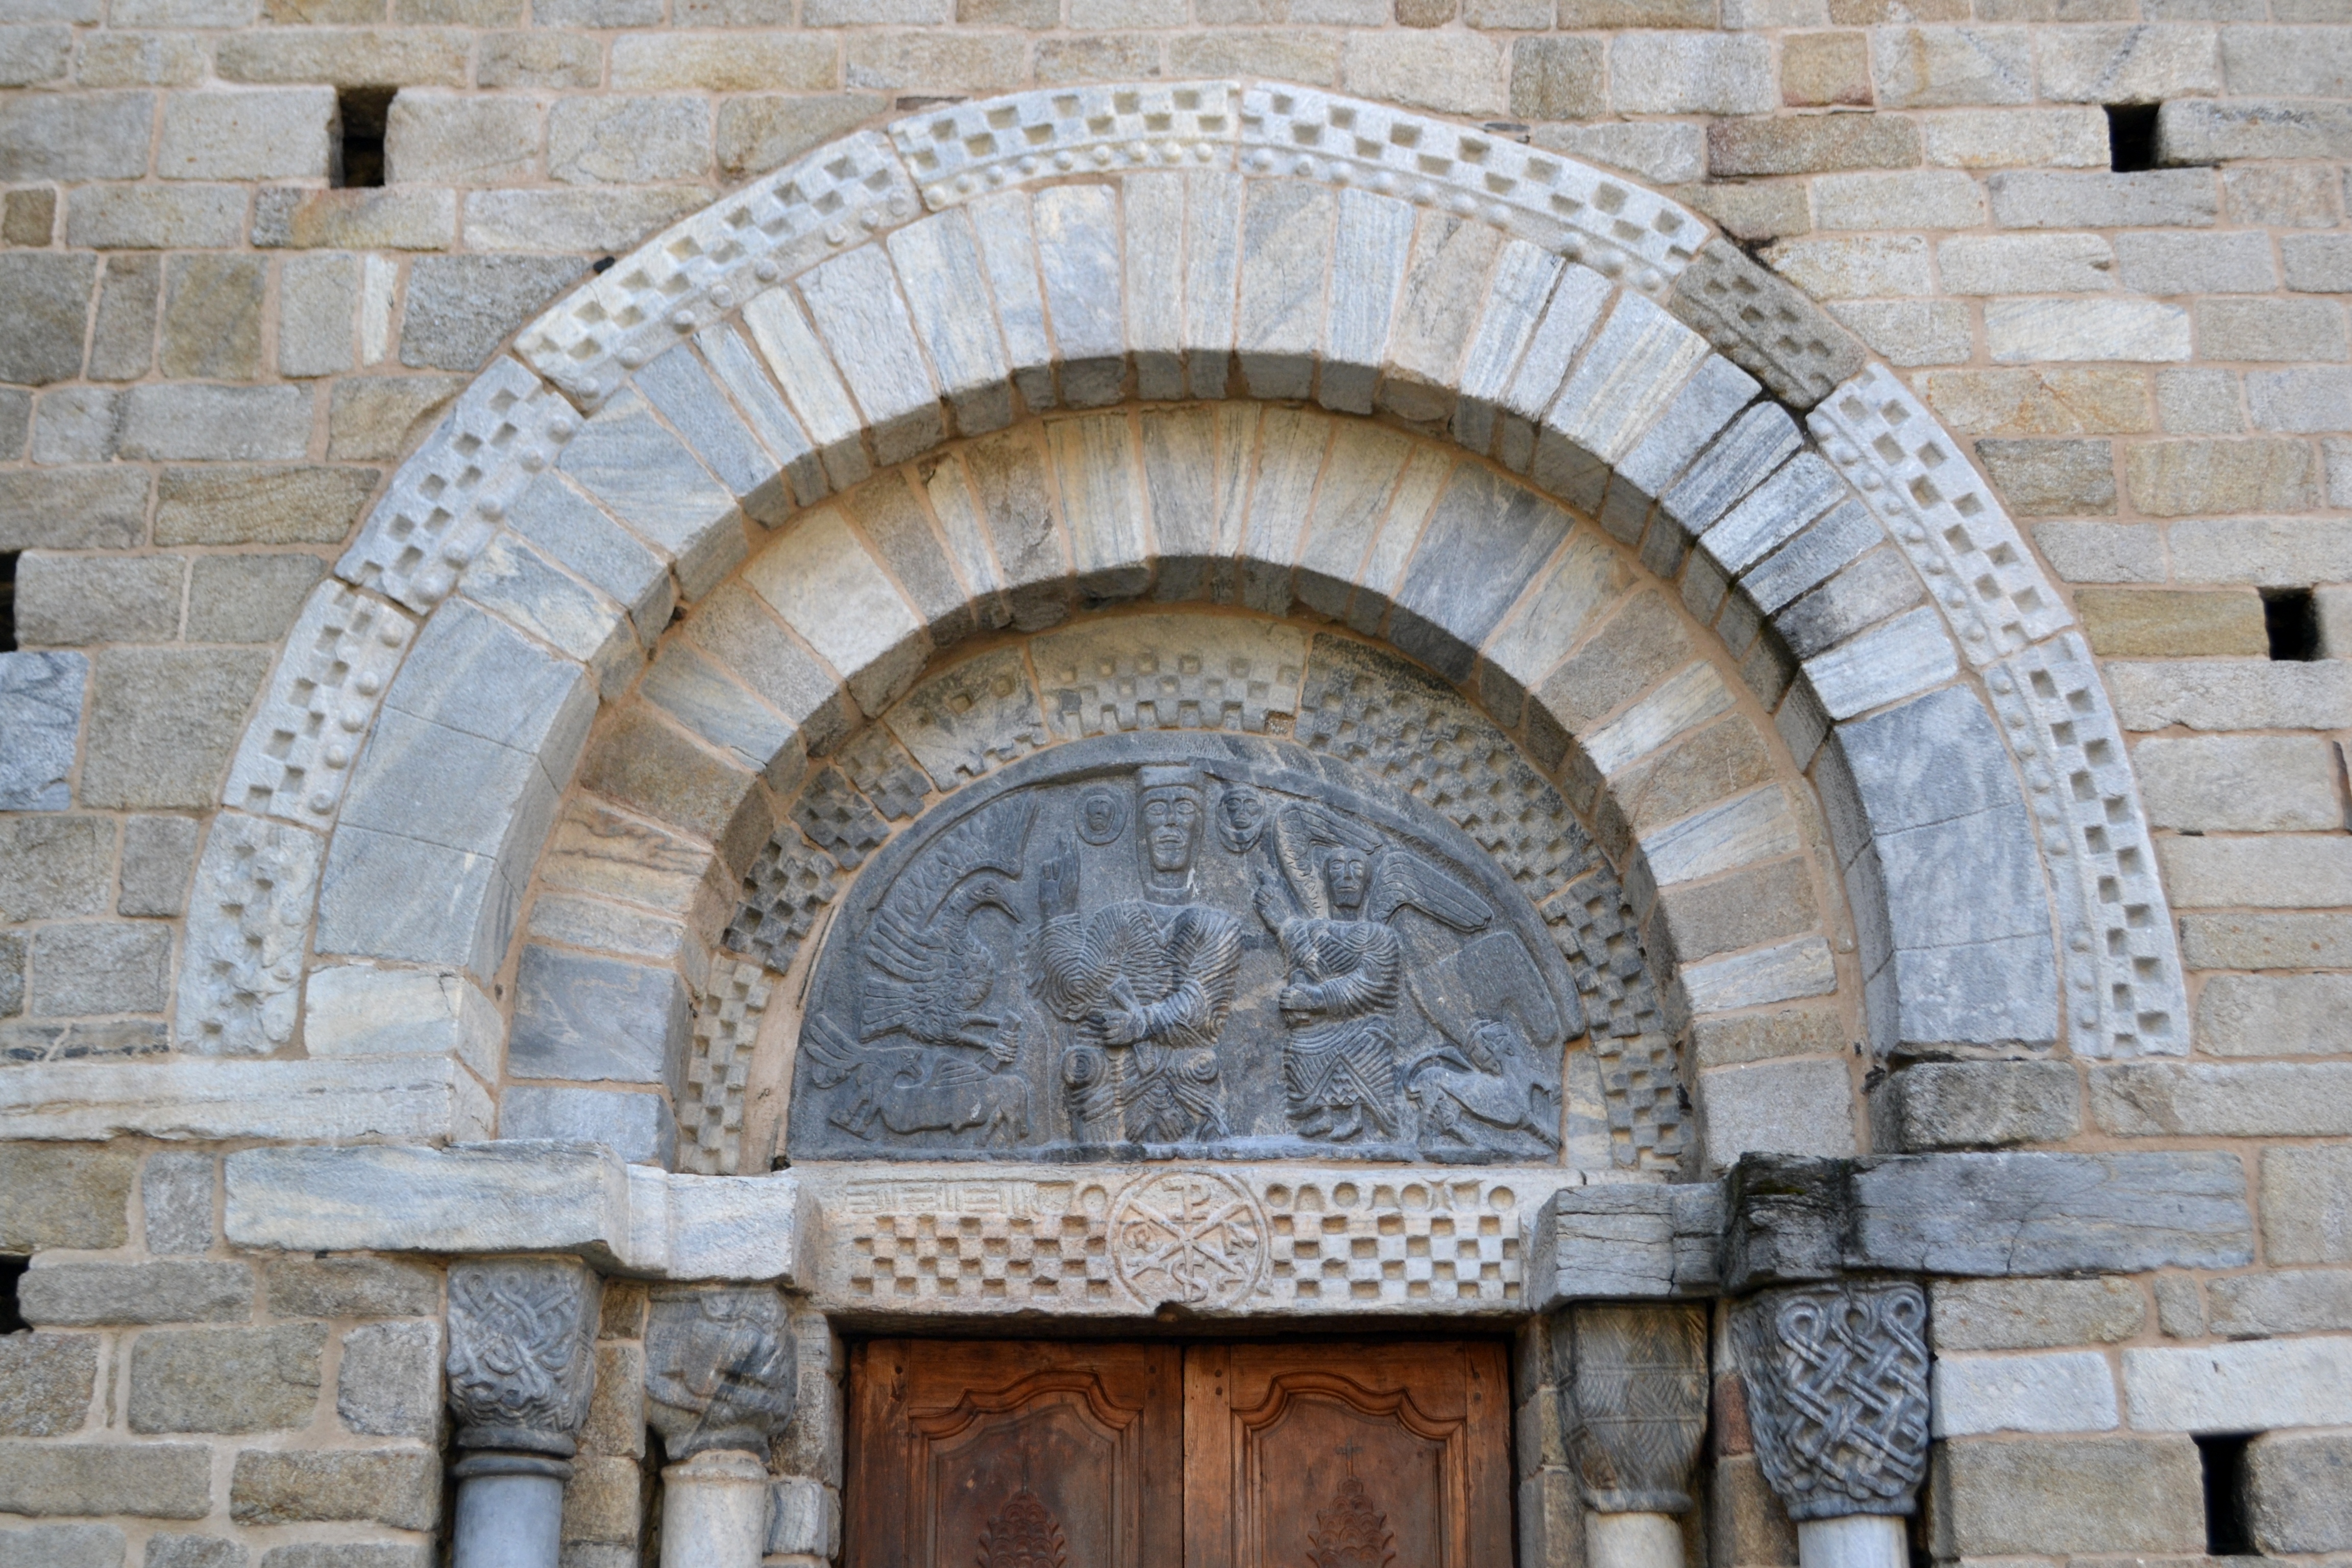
<box><xmin>1733</xmin><ymin>1281</ymin><xmax>1930</xmax><ymax>1522</ymax></box>
<box><xmin>445</xmin><ymin>1256</ymin><xmax>601</xmax><ymax>1455</ymax></box>
<box><xmin>1557</xmin><ymin>1303</ymin><xmax>1709</xmax><ymax>1514</ymax></box>
<box><xmin>645</xmin><ymin>1285</ymin><xmax>796</xmax><ymax>1459</ymax></box>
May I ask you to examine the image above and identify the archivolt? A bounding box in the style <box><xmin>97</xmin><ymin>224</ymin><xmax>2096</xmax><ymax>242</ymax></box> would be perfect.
<box><xmin>101</xmin><ymin>80</ymin><xmax>2184</xmax><ymax>1158</ymax></box>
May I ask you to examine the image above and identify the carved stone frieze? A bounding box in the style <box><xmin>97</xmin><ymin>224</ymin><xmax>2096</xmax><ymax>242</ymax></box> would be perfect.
<box><xmin>788</xmin><ymin>733</ymin><xmax>1577</xmax><ymax>1163</ymax></box>
<box><xmin>1733</xmin><ymin>1280</ymin><xmax>1931</xmax><ymax>1521</ymax></box>
<box><xmin>174</xmin><ymin>812</ymin><xmax>325</xmax><ymax>1057</ymax></box>
<box><xmin>221</xmin><ymin>581</ymin><xmax>413</xmax><ymax>823</ymax></box>
<box><xmin>1557</xmin><ymin>1303</ymin><xmax>1709</xmax><ymax>1515</ymax></box>
<box><xmin>645</xmin><ymin>1285</ymin><xmax>796</xmax><ymax>1458</ymax></box>
<box><xmin>445</xmin><ymin>1256</ymin><xmax>601</xmax><ymax>1455</ymax></box>
<box><xmin>814</xmin><ymin>1163</ymin><xmax>1563</xmax><ymax>1314</ymax></box>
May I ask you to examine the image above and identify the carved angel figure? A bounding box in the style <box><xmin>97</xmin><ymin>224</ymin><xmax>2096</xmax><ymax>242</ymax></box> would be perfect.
<box><xmin>1036</xmin><ymin>766</ymin><xmax>1243</xmax><ymax>1143</ymax></box>
<box><xmin>1255</xmin><ymin>803</ymin><xmax>1491</xmax><ymax>1141</ymax></box>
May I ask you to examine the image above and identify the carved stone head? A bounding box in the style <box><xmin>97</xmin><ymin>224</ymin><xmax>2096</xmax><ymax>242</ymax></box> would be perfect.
<box><xmin>1320</xmin><ymin>846</ymin><xmax>1370</xmax><ymax>913</ymax></box>
<box><xmin>645</xmin><ymin>1285</ymin><xmax>797</xmax><ymax>1459</ymax></box>
<box><xmin>1136</xmin><ymin>766</ymin><xmax>1204</xmax><ymax>877</ymax></box>
<box><xmin>444</xmin><ymin>1256</ymin><xmax>601</xmax><ymax>1454</ymax></box>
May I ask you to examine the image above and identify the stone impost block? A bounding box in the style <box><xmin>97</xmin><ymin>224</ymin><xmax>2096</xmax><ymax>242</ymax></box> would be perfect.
<box><xmin>0</xmin><ymin>651</ymin><xmax>87</xmax><ymax>812</ymax></box>
<box><xmin>1871</xmin><ymin>1061</ymin><xmax>2078</xmax><ymax>1151</ymax></box>
<box><xmin>19</xmin><ymin>1261</ymin><xmax>252</xmax><ymax>1328</ymax></box>
<box><xmin>0</xmin><ymin>1441</ymin><xmax>212</xmax><ymax>1520</ymax></box>
<box><xmin>0</xmin><ymin>1056</ymin><xmax>488</xmax><ymax>1145</ymax></box>
<box><xmin>1527</xmin><ymin>1182</ymin><xmax>1724</xmax><ymax>1305</ymax></box>
<box><xmin>1928</xmin><ymin>1435</ymin><xmax>2203</xmax><ymax>1557</ymax></box>
<box><xmin>1929</xmin><ymin>1350</ymin><xmax>2117</xmax><ymax>1437</ymax></box>
<box><xmin>2124</xmin><ymin>1335</ymin><xmax>2352</xmax><ymax>1433</ymax></box>
<box><xmin>2246</xmin><ymin>1431</ymin><xmax>2352</xmax><ymax>1554</ymax></box>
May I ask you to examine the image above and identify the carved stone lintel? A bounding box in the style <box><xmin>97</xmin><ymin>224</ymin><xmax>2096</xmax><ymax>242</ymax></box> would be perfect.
<box><xmin>1733</xmin><ymin>1281</ymin><xmax>1930</xmax><ymax>1522</ymax></box>
<box><xmin>445</xmin><ymin>1256</ymin><xmax>602</xmax><ymax>1457</ymax></box>
<box><xmin>1558</xmin><ymin>1303</ymin><xmax>1709</xmax><ymax>1515</ymax></box>
<box><xmin>646</xmin><ymin>1285</ymin><xmax>796</xmax><ymax>1459</ymax></box>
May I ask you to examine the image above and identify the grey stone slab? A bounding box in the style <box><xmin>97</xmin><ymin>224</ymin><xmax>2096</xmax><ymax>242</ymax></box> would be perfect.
<box><xmin>507</xmin><ymin>472</ymin><xmax>674</xmax><ymax>645</ymax></box>
<box><xmin>501</xmin><ymin>1085</ymin><xmax>675</xmax><ymax>1167</ymax></box>
<box><xmin>558</xmin><ymin>390</ymin><xmax>748</xmax><ymax>602</ymax></box>
<box><xmin>1122</xmin><ymin>172</ymin><xmax>1184</xmax><ymax>403</ymax></box>
<box><xmin>1802</xmin><ymin>605</ymin><xmax>1958</xmax><ymax>721</ymax></box>
<box><xmin>1873</xmin><ymin>1061</ymin><xmax>2080</xmax><ymax>1152</ymax></box>
<box><xmin>640</xmin><ymin>641</ymin><xmax>794</xmax><ymax>781</ymax></box>
<box><xmin>887</xmin><ymin>209</ymin><xmax>1015</xmax><ymax>436</ymax></box>
<box><xmin>1668</xmin><ymin>237</ymin><xmax>1866</xmax><ymax>410</ymax></box>
<box><xmin>683</xmin><ymin>582</ymin><xmax>851</xmax><ymax>749</ymax></box>
<box><xmin>19</xmin><ymin>1260</ymin><xmax>253</xmax><ymax>1326</ymax></box>
<box><xmin>968</xmin><ymin>189</ymin><xmax>1056</xmax><ymax>414</ymax></box>
<box><xmin>1180</xmin><ymin>170</ymin><xmax>1243</xmax><ymax>400</ymax></box>
<box><xmin>843</xmin><ymin>468</ymin><xmax>975</xmax><ymax>646</ymax></box>
<box><xmin>1652</xmin><ymin>402</ymin><xmax>1803</xmax><ymax>578</ymax></box>
<box><xmin>696</xmin><ymin>322</ymin><xmax>828</xmax><ymax>509</ymax></box>
<box><xmin>1603</xmin><ymin>354</ymin><xmax>1758</xmax><ymax>543</ymax></box>
<box><xmin>1701</xmin><ymin>453</ymin><xmax>1848</xmax><ymax>578</ymax></box>
<box><xmin>0</xmin><ymin>651</ymin><xmax>87</xmax><ymax>811</ymax></box>
<box><xmin>1772</xmin><ymin>547</ymin><xmax>1926</xmax><ymax>662</ymax></box>
<box><xmin>1034</xmin><ymin>183</ymin><xmax>1125</xmax><ymax>409</ymax></box>
<box><xmin>1888</xmin><ymin>934</ymin><xmax>2059</xmax><ymax>1056</ymax></box>
<box><xmin>0</xmin><ymin>1525</ymin><xmax>124</xmax><ymax>1568</ymax></box>
<box><xmin>741</xmin><ymin>286</ymin><xmax>874</xmax><ymax>495</ymax></box>
<box><xmin>1389</xmin><ymin>466</ymin><xmax>1572</xmax><ymax>684</ymax></box>
<box><xmin>314</xmin><ymin>821</ymin><xmax>520</xmax><ymax>981</ymax></box>
<box><xmin>507</xmin><ymin>943</ymin><xmax>691</xmax><ymax>1092</ymax></box>
<box><xmin>128</xmin><ymin>1323</ymin><xmax>325</xmax><ymax>1435</ymax></box>
<box><xmin>1875</xmin><ymin>802</ymin><xmax>2049</xmax><ymax>951</ymax></box>
<box><xmin>1236</xmin><ymin>179</ymin><xmax>1335</xmax><ymax>402</ymax></box>
<box><xmin>1050</xmin><ymin>412</ymin><xmax>1150</xmax><ymax>603</ymax></box>
<box><xmin>1318</xmin><ymin>188</ymin><xmax>1413</xmax><ymax>417</ymax></box>
<box><xmin>1535</xmin><ymin>291</ymin><xmax>1711</xmax><ymax>510</ymax></box>
<box><xmin>798</xmin><ymin>244</ymin><xmax>945</xmax><ymax>463</ymax></box>
<box><xmin>1528</xmin><ymin>1182</ymin><xmax>1723</xmax><ymax>1304</ymax></box>
<box><xmin>1501</xmin><ymin>264</ymin><xmax>1612</xmax><ymax>429</ymax></box>
<box><xmin>1852</xmin><ymin>1151</ymin><xmax>2253</xmax><ymax>1275</ymax></box>
<box><xmin>384</xmin><ymin>596</ymin><xmax>595</xmax><ymax>767</ymax></box>
<box><xmin>1454</xmin><ymin>240</ymin><xmax>1564</xmax><ymax>457</ymax></box>
<box><xmin>1740</xmin><ymin>499</ymin><xmax>1881</xmax><ymax>616</ymax></box>
<box><xmin>1381</xmin><ymin>213</ymin><xmax>1502</xmax><ymax>425</ymax></box>
<box><xmin>1827</xmin><ymin>683</ymin><xmax>2023</xmax><ymax>845</ymax></box>
<box><xmin>459</xmin><ymin>533</ymin><xmax>640</xmax><ymax>702</ymax></box>
<box><xmin>225</xmin><ymin>1141</ymin><xmax>629</xmax><ymax>1258</ymax></box>
<box><xmin>335</xmin><ymin>1320</ymin><xmax>442</xmax><ymax>1440</ymax></box>
<box><xmin>638</xmin><ymin>346</ymin><xmax>791</xmax><ymax>527</ymax></box>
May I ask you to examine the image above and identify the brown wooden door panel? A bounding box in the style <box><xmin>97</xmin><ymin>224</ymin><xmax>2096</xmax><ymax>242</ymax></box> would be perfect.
<box><xmin>1186</xmin><ymin>1342</ymin><xmax>1512</xmax><ymax>1568</ymax></box>
<box><xmin>849</xmin><ymin>1340</ymin><xmax>1184</xmax><ymax>1568</ymax></box>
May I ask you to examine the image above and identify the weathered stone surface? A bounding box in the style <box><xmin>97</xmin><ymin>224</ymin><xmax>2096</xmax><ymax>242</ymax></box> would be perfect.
<box><xmin>1929</xmin><ymin>1276</ymin><xmax>2145</xmax><ymax>1351</ymax></box>
<box><xmin>79</xmin><ymin>648</ymin><xmax>272</xmax><ymax>811</ymax></box>
<box><xmin>144</xmin><ymin>1535</ymin><xmax>247</xmax><ymax>1568</ymax></box>
<box><xmin>508</xmin><ymin>944</ymin><xmax>691</xmax><ymax>1091</ymax></box>
<box><xmin>1667</xmin><ymin>239</ymin><xmax>1861</xmax><ymax>410</ymax></box>
<box><xmin>0</xmin><ymin>1333</ymin><xmax>99</xmax><ymax>1437</ymax></box>
<box><xmin>0</xmin><ymin>1441</ymin><xmax>212</xmax><ymax>1519</ymax></box>
<box><xmin>1872</xmin><ymin>1061</ymin><xmax>2079</xmax><ymax>1150</ymax></box>
<box><xmin>1931</xmin><ymin>1349</ymin><xmax>2116</xmax><ymax>1437</ymax></box>
<box><xmin>2247</xmin><ymin>1431</ymin><xmax>2352</xmax><ymax>1554</ymax></box>
<box><xmin>338</xmin><ymin>1320</ymin><xmax>443</xmax><ymax>1439</ymax></box>
<box><xmin>2124</xmin><ymin>1336</ymin><xmax>2352</xmax><ymax>1433</ymax></box>
<box><xmin>264</xmin><ymin>1257</ymin><xmax>441</xmax><ymax>1320</ymax></box>
<box><xmin>1852</xmin><ymin>1152</ymin><xmax>2251</xmax><ymax>1274</ymax></box>
<box><xmin>0</xmin><ymin>1144</ymin><xmax>135</xmax><ymax>1250</ymax></box>
<box><xmin>0</xmin><ymin>253</ymin><xmax>95</xmax><ymax>384</ymax></box>
<box><xmin>1929</xmin><ymin>1436</ymin><xmax>2202</xmax><ymax>1557</ymax></box>
<box><xmin>401</xmin><ymin>255</ymin><xmax>585</xmax><ymax>371</ymax></box>
<box><xmin>20</xmin><ymin>1262</ymin><xmax>253</xmax><ymax>1327</ymax></box>
<box><xmin>142</xmin><ymin>1150</ymin><xmax>213</xmax><ymax>1255</ymax></box>
<box><xmin>1529</xmin><ymin>1183</ymin><xmax>1723</xmax><ymax>1304</ymax></box>
<box><xmin>0</xmin><ymin>652</ymin><xmax>88</xmax><ymax>812</ymax></box>
<box><xmin>129</xmin><ymin>1324</ymin><xmax>326</xmax><ymax>1434</ymax></box>
<box><xmin>0</xmin><ymin>1525</ymin><xmax>123</xmax><ymax>1568</ymax></box>
<box><xmin>229</xmin><ymin>1449</ymin><xmax>438</xmax><ymax>1530</ymax></box>
<box><xmin>2089</xmin><ymin>1061</ymin><xmax>2352</xmax><ymax>1137</ymax></box>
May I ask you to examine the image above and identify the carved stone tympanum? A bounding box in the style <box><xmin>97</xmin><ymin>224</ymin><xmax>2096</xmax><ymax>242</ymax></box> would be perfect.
<box><xmin>789</xmin><ymin>732</ymin><xmax>1581</xmax><ymax>1163</ymax></box>
<box><xmin>1732</xmin><ymin>1281</ymin><xmax>1931</xmax><ymax>1521</ymax></box>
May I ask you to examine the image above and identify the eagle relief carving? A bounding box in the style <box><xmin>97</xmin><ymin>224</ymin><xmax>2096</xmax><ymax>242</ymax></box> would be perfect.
<box><xmin>788</xmin><ymin>733</ymin><xmax>1583</xmax><ymax>1163</ymax></box>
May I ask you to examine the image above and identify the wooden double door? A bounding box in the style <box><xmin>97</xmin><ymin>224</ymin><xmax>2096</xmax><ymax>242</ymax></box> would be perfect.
<box><xmin>848</xmin><ymin>1339</ymin><xmax>1512</xmax><ymax>1568</ymax></box>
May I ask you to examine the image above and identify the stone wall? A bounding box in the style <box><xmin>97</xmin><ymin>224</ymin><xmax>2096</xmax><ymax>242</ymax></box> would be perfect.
<box><xmin>1</xmin><ymin>1</ymin><xmax>2350</xmax><ymax>1560</ymax></box>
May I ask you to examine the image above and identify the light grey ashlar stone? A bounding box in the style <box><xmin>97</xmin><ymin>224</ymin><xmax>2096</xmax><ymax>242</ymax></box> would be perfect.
<box><xmin>143</xmin><ymin>1150</ymin><xmax>215</xmax><ymax>1255</ymax></box>
<box><xmin>174</xmin><ymin>813</ymin><xmax>324</xmax><ymax>1058</ymax></box>
<box><xmin>1181</xmin><ymin>170</ymin><xmax>1244</xmax><ymax>401</ymax></box>
<box><xmin>741</xmin><ymin>284</ymin><xmax>874</xmax><ymax>496</ymax></box>
<box><xmin>1453</xmin><ymin>240</ymin><xmax>1566</xmax><ymax>458</ymax></box>
<box><xmin>696</xmin><ymin>323</ymin><xmax>829</xmax><ymax>512</ymax></box>
<box><xmin>506</xmin><ymin>943</ymin><xmax>691</xmax><ymax>1093</ymax></box>
<box><xmin>1871</xmin><ymin>1060</ymin><xmax>2078</xmax><ymax>1151</ymax></box>
<box><xmin>1533</xmin><ymin>291</ymin><xmax>1711</xmax><ymax>518</ymax></box>
<box><xmin>504</xmin><ymin>1085</ymin><xmax>675</xmax><ymax>1168</ymax></box>
<box><xmin>2123</xmin><ymin>1336</ymin><xmax>2352</xmax><ymax>1435</ymax></box>
<box><xmin>459</xmin><ymin>531</ymin><xmax>642</xmax><ymax>703</ymax></box>
<box><xmin>279</xmin><ymin>253</ymin><xmax>355</xmax><ymax>379</ymax></box>
<box><xmin>886</xmin><ymin>208</ymin><xmax>1016</xmax><ymax>436</ymax></box>
<box><xmin>1801</xmin><ymin>606</ymin><xmax>1957</xmax><ymax>721</ymax></box>
<box><xmin>1649</xmin><ymin>403</ymin><xmax>1801</xmax><ymax>580</ymax></box>
<box><xmin>1700</xmin><ymin>453</ymin><xmax>1849</xmax><ymax>579</ymax></box>
<box><xmin>558</xmin><ymin>389</ymin><xmax>748</xmax><ymax>604</ymax></box>
<box><xmin>2246</xmin><ymin>1431</ymin><xmax>2352</xmax><ymax>1554</ymax></box>
<box><xmin>29</xmin><ymin>387</ymin><xmax>121</xmax><ymax>466</ymax></box>
<box><xmin>0</xmin><ymin>1055</ymin><xmax>489</xmax><ymax>1145</ymax></box>
<box><xmin>0</xmin><ymin>1441</ymin><xmax>211</xmax><ymax>1520</ymax></box>
<box><xmin>0</xmin><ymin>1525</ymin><xmax>127</xmax><ymax>1568</ymax></box>
<box><xmin>157</xmin><ymin>87</ymin><xmax>334</xmax><ymax>182</ymax></box>
<box><xmin>637</xmin><ymin>346</ymin><xmax>793</xmax><ymax>529</ymax></box>
<box><xmin>1667</xmin><ymin>239</ymin><xmax>1866</xmax><ymax>411</ymax></box>
<box><xmin>144</xmin><ymin>1536</ymin><xmax>247</xmax><ymax>1568</ymax></box>
<box><xmin>1318</xmin><ymin>187</ymin><xmax>1414</xmax><ymax>418</ymax></box>
<box><xmin>1237</xmin><ymin>178</ymin><xmax>1337</xmax><ymax>402</ymax></box>
<box><xmin>967</xmin><ymin>189</ymin><xmax>1058</xmax><ymax>415</ymax></box>
<box><xmin>1929</xmin><ymin>1349</ymin><xmax>2118</xmax><ymax>1438</ymax></box>
<box><xmin>117</xmin><ymin>384</ymin><xmax>311</xmax><ymax>463</ymax></box>
<box><xmin>1527</xmin><ymin>1183</ymin><xmax>1723</xmax><ymax>1304</ymax></box>
<box><xmin>19</xmin><ymin>1260</ymin><xmax>253</xmax><ymax>1327</ymax></box>
<box><xmin>1929</xmin><ymin>1276</ymin><xmax>2146</xmax><ymax>1352</ymax></box>
<box><xmin>798</xmin><ymin>243</ymin><xmax>948</xmax><ymax>464</ymax></box>
<box><xmin>1034</xmin><ymin>183</ymin><xmax>1126</xmax><ymax>409</ymax></box>
<box><xmin>1122</xmin><ymin>171</ymin><xmax>1185</xmax><ymax>403</ymax></box>
<box><xmin>0</xmin><ymin>651</ymin><xmax>87</xmax><ymax>811</ymax></box>
<box><xmin>506</xmin><ymin>471</ymin><xmax>676</xmax><ymax>648</ymax></box>
<box><xmin>1601</xmin><ymin>354</ymin><xmax>1759</xmax><ymax>547</ymax></box>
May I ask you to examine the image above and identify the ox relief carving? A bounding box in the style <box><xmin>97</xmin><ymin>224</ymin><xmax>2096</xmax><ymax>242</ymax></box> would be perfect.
<box><xmin>789</xmin><ymin>735</ymin><xmax>1583</xmax><ymax>1163</ymax></box>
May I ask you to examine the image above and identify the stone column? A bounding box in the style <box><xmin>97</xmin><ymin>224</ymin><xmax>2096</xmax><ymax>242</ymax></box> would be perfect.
<box><xmin>646</xmin><ymin>1285</ymin><xmax>798</xmax><ymax>1568</ymax></box>
<box><xmin>1732</xmin><ymin>1281</ymin><xmax>1931</xmax><ymax>1568</ymax></box>
<box><xmin>1557</xmin><ymin>1303</ymin><xmax>1710</xmax><ymax>1568</ymax></box>
<box><xmin>445</xmin><ymin>1257</ymin><xmax>604</xmax><ymax>1568</ymax></box>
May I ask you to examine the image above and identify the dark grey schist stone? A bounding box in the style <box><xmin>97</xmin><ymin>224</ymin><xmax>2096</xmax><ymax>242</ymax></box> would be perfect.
<box><xmin>1529</xmin><ymin>1182</ymin><xmax>1724</xmax><ymax>1305</ymax></box>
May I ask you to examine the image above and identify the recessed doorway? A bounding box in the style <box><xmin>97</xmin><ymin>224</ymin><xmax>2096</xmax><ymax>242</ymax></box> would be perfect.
<box><xmin>847</xmin><ymin>1338</ymin><xmax>1513</xmax><ymax>1568</ymax></box>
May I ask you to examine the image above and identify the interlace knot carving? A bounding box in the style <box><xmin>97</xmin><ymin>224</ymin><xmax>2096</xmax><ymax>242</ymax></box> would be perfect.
<box><xmin>444</xmin><ymin>1257</ymin><xmax>601</xmax><ymax>1454</ymax></box>
<box><xmin>1306</xmin><ymin>1469</ymin><xmax>1395</xmax><ymax>1568</ymax></box>
<box><xmin>977</xmin><ymin>1487</ymin><xmax>1067</xmax><ymax>1568</ymax></box>
<box><xmin>645</xmin><ymin>1286</ymin><xmax>797</xmax><ymax>1458</ymax></box>
<box><xmin>1560</xmin><ymin>1303</ymin><xmax>1709</xmax><ymax>1514</ymax></box>
<box><xmin>1734</xmin><ymin>1282</ymin><xmax>1930</xmax><ymax>1521</ymax></box>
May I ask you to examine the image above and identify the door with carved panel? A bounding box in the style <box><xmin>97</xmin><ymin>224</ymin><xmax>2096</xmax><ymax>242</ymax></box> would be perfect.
<box><xmin>847</xmin><ymin>1339</ymin><xmax>1511</xmax><ymax>1568</ymax></box>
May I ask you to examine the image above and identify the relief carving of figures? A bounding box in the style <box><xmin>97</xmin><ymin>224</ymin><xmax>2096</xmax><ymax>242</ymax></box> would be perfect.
<box><xmin>644</xmin><ymin>1285</ymin><xmax>797</xmax><ymax>1459</ymax></box>
<box><xmin>788</xmin><ymin>733</ymin><xmax>1582</xmax><ymax>1164</ymax></box>
<box><xmin>444</xmin><ymin>1257</ymin><xmax>601</xmax><ymax>1453</ymax></box>
<box><xmin>1039</xmin><ymin>766</ymin><xmax>1243</xmax><ymax>1144</ymax></box>
<box><xmin>1733</xmin><ymin>1281</ymin><xmax>1931</xmax><ymax>1521</ymax></box>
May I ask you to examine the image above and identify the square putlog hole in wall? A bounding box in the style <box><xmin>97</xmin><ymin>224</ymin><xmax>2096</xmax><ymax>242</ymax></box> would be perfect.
<box><xmin>2264</xmin><ymin>587</ymin><xmax>2321</xmax><ymax>662</ymax></box>
<box><xmin>334</xmin><ymin>86</ymin><xmax>396</xmax><ymax>189</ymax></box>
<box><xmin>2108</xmin><ymin>104</ymin><xmax>2160</xmax><ymax>172</ymax></box>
